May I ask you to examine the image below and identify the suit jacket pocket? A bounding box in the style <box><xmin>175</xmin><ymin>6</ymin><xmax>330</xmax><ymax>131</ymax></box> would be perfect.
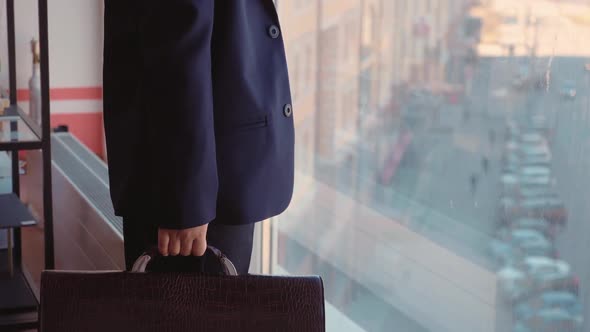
<box><xmin>216</xmin><ymin>113</ymin><xmax>270</xmax><ymax>135</ymax></box>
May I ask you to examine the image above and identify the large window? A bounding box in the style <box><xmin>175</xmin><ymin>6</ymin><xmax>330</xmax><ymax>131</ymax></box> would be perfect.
<box><xmin>275</xmin><ymin>1</ymin><xmax>590</xmax><ymax>331</ymax></box>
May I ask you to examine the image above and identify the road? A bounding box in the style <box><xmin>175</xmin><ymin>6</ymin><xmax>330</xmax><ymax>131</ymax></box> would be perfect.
<box><xmin>485</xmin><ymin>0</ymin><xmax>590</xmax><ymax>327</ymax></box>
<box><xmin>311</xmin><ymin>51</ymin><xmax>590</xmax><ymax>332</ymax></box>
<box><xmin>371</xmin><ymin>57</ymin><xmax>590</xmax><ymax>332</ymax></box>
<box><xmin>543</xmin><ymin>56</ymin><xmax>590</xmax><ymax>332</ymax></box>
<box><xmin>383</xmin><ymin>61</ymin><xmax>590</xmax><ymax>331</ymax></box>
<box><xmin>281</xmin><ymin>55</ymin><xmax>509</xmax><ymax>331</ymax></box>
<box><xmin>401</xmin><ymin>0</ymin><xmax>590</xmax><ymax>329</ymax></box>
<box><xmin>277</xmin><ymin>0</ymin><xmax>590</xmax><ymax>330</ymax></box>
<box><xmin>386</xmin><ymin>56</ymin><xmax>516</xmax><ymax>329</ymax></box>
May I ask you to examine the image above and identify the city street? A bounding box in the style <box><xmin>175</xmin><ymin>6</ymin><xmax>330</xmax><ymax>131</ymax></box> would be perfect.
<box><xmin>543</xmin><ymin>56</ymin><xmax>590</xmax><ymax>331</ymax></box>
<box><xmin>373</xmin><ymin>59</ymin><xmax>590</xmax><ymax>330</ymax></box>
<box><xmin>486</xmin><ymin>0</ymin><xmax>590</xmax><ymax>328</ymax></box>
<box><xmin>372</xmin><ymin>57</ymin><xmax>509</xmax><ymax>267</ymax></box>
<box><xmin>357</xmin><ymin>48</ymin><xmax>590</xmax><ymax>332</ymax></box>
<box><xmin>275</xmin><ymin>0</ymin><xmax>590</xmax><ymax>331</ymax></box>
<box><xmin>296</xmin><ymin>32</ymin><xmax>590</xmax><ymax>332</ymax></box>
<box><xmin>385</xmin><ymin>1</ymin><xmax>590</xmax><ymax>330</ymax></box>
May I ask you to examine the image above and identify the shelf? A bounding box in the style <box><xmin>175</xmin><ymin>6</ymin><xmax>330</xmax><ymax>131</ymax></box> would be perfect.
<box><xmin>0</xmin><ymin>193</ymin><xmax>37</xmax><ymax>229</ymax></box>
<box><xmin>0</xmin><ymin>310</ymin><xmax>38</xmax><ymax>331</ymax></box>
<box><xmin>0</xmin><ymin>0</ymin><xmax>50</xmax><ymax>329</ymax></box>
<box><xmin>0</xmin><ymin>105</ymin><xmax>43</xmax><ymax>151</ymax></box>
<box><xmin>0</xmin><ymin>252</ymin><xmax>38</xmax><ymax>311</ymax></box>
<box><xmin>0</xmin><ymin>250</ymin><xmax>38</xmax><ymax>330</ymax></box>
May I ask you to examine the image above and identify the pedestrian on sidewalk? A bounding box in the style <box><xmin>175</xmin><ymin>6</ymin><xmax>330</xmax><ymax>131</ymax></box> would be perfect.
<box><xmin>488</xmin><ymin>129</ymin><xmax>496</xmax><ymax>146</ymax></box>
<box><xmin>463</xmin><ymin>108</ymin><xmax>470</xmax><ymax>123</ymax></box>
<box><xmin>481</xmin><ymin>156</ymin><xmax>489</xmax><ymax>173</ymax></box>
<box><xmin>470</xmin><ymin>173</ymin><xmax>479</xmax><ymax>194</ymax></box>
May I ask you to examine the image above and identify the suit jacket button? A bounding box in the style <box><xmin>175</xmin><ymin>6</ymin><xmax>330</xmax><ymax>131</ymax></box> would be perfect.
<box><xmin>268</xmin><ymin>25</ymin><xmax>280</xmax><ymax>39</ymax></box>
<box><xmin>283</xmin><ymin>104</ymin><xmax>293</xmax><ymax>117</ymax></box>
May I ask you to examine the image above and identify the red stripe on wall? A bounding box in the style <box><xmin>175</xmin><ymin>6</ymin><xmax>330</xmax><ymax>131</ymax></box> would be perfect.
<box><xmin>17</xmin><ymin>87</ymin><xmax>102</xmax><ymax>101</ymax></box>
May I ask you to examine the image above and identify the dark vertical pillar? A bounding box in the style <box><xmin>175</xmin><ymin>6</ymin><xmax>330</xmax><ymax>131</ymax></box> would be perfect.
<box><xmin>38</xmin><ymin>0</ymin><xmax>55</xmax><ymax>270</ymax></box>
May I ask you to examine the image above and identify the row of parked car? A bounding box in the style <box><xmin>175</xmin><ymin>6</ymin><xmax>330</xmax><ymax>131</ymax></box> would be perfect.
<box><xmin>488</xmin><ymin>115</ymin><xmax>583</xmax><ymax>332</ymax></box>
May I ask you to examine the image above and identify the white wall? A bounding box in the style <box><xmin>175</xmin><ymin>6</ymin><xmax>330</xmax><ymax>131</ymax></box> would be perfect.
<box><xmin>0</xmin><ymin>0</ymin><xmax>103</xmax><ymax>113</ymax></box>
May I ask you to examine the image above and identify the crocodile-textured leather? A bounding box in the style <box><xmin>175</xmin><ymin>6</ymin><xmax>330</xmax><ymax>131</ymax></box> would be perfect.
<box><xmin>40</xmin><ymin>271</ymin><xmax>325</xmax><ymax>332</ymax></box>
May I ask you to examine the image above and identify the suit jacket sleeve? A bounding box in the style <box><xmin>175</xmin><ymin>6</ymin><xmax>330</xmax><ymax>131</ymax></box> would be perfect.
<box><xmin>139</xmin><ymin>0</ymin><xmax>217</xmax><ymax>229</ymax></box>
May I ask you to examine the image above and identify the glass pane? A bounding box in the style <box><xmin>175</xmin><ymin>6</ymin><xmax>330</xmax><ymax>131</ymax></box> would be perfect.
<box><xmin>0</xmin><ymin>151</ymin><xmax>10</xmax><ymax>193</ymax></box>
<box><xmin>275</xmin><ymin>1</ymin><xmax>590</xmax><ymax>331</ymax></box>
<box><xmin>0</xmin><ymin>151</ymin><xmax>11</xmax><ymax>250</ymax></box>
<box><xmin>0</xmin><ymin>116</ymin><xmax>40</xmax><ymax>143</ymax></box>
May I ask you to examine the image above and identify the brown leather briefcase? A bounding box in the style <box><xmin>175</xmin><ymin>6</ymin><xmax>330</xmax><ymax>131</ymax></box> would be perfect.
<box><xmin>40</xmin><ymin>246</ymin><xmax>325</xmax><ymax>332</ymax></box>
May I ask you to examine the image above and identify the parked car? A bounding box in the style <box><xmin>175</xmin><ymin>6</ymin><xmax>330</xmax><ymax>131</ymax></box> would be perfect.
<box><xmin>519</xmin><ymin>132</ymin><xmax>548</xmax><ymax>148</ymax></box>
<box><xmin>490</xmin><ymin>238</ymin><xmax>557</xmax><ymax>267</ymax></box>
<box><xmin>496</xmin><ymin>228</ymin><xmax>547</xmax><ymax>243</ymax></box>
<box><xmin>512</xmin><ymin>321</ymin><xmax>530</xmax><ymax>332</ymax></box>
<box><xmin>522</xmin><ymin>257</ymin><xmax>579</xmax><ymax>294</ymax></box>
<box><xmin>499</xmin><ymin>195</ymin><xmax>520</xmax><ymax>217</ymax></box>
<box><xmin>520</xmin><ymin>155</ymin><xmax>551</xmax><ymax>166</ymax></box>
<box><xmin>498</xmin><ymin>257</ymin><xmax>579</xmax><ymax>302</ymax></box>
<box><xmin>503</xmin><ymin>149</ymin><xmax>552</xmax><ymax>167</ymax></box>
<box><xmin>498</xmin><ymin>267</ymin><xmax>529</xmax><ymax>302</ymax></box>
<box><xmin>522</xmin><ymin>115</ymin><xmax>553</xmax><ymax>140</ymax></box>
<box><xmin>519</xmin><ymin>198</ymin><xmax>568</xmax><ymax>225</ymax></box>
<box><xmin>512</xmin><ymin>321</ymin><xmax>579</xmax><ymax>332</ymax></box>
<box><xmin>513</xmin><ymin>63</ymin><xmax>530</xmax><ymax>89</ymax></box>
<box><xmin>523</xmin><ymin>175</ymin><xmax>554</xmax><ymax>187</ymax></box>
<box><xmin>502</xmin><ymin>151</ymin><xmax>551</xmax><ymax>174</ymax></box>
<box><xmin>502</xmin><ymin>150</ymin><xmax>522</xmax><ymax>171</ymax></box>
<box><xmin>519</xmin><ymin>166</ymin><xmax>551</xmax><ymax>178</ymax></box>
<box><xmin>521</xmin><ymin>153</ymin><xmax>552</xmax><ymax>166</ymax></box>
<box><xmin>499</xmin><ymin>218</ymin><xmax>558</xmax><ymax>239</ymax></box>
<box><xmin>503</xmin><ymin>185</ymin><xmax>559</xmax><ymax>203</ymax></box>
<box><xmin>520</xmin><ymin>144</ymin><xmax>551</xmax><ymax>159</ymax></box>
<box><xmin>520</xmin><ymin>307</ymin><xmax>581</xmax><ymax>332</ymax></box>
<box><xmin>500</xmin><ymin>196</ymin><xmax>567</xmax><ymax>225</ymax></box>
<box><xmin>519</xmin><ymin>174</ymin><xmax>553</xmax><ymax>187</ymax></box>
<box><xmin>560</xmin><ymin>80</ymin><xmax>577</xmax><ymax>99</ymax></box>
<box><xmin>506</xmin><ymin>121</ymin><xmax>521</xmax><ymax>141</ymax></box>
<box><xmin>517</xmin><ymin>186</ymin><xmax>559</xmax><ymax>201</ymax></box>
<box><xmin>501</xmin><ymin>173</ymin><xmax>553</xmax><ymax>192</ymax></box>
<box><xmin>514</xmin><ymin>291</ymin><xmax>583</xmax><ymax>322</ymax></box>
<box><xmin>505</xmin><ymin>140</ymin><xmax>520</xmax><ymax>152</ymax></box>
<box><xmin>501</xmin><ymin>174</ymin><xmax>521</xmax><ymax>195</ymax></box>
<box><xmin>503</xmin><ymin>159</ymin><xmax>520</xmax><ymax>173</ymax></box>
<box><xmin>490</xmin><ymin>229</ymin><xmax>556</xmax><ymax>263</ymax></box>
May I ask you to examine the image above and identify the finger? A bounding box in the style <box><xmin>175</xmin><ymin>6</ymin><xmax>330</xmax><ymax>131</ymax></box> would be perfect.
<box><xmin>191</xmin><ymin>237</ymin><xmax>207</xmax><ymax>257</ymax></box>
<box><xmin>158</xmin><ymin>229</ymin><xmax>170</xmax><ymax>256</ymax></box>
<box><xmin>168</xmin><ymin>232</ymin><xmax>181</xmax><ymax>256</ymax></box>
<box><xmin>180</xmin><ymin>236</ymin><xmax>193</xmax><ymax>256</ymax></box>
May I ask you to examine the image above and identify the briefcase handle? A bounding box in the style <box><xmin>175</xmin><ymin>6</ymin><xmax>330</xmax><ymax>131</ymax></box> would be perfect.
<box><xmin>131</xmin><ymin>245</ymin><xmax>238</xmax><ymax>276</ymax></box>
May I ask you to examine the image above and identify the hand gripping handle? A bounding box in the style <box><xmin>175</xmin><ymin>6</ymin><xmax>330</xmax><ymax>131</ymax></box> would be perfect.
<box><xmin>131</xmin><ymin>245</ymin><xmax>238</xmax><ymax>276</ymax></box>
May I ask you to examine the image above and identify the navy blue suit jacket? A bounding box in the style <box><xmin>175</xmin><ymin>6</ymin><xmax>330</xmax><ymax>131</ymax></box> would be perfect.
<box><xmin>103</xmin><ymin>0</ymin><xmax>294</xmax><ymax>229</ymax></box>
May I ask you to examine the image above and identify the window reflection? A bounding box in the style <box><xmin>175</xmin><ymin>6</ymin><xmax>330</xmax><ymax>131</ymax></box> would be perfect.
<box><xmin>277</xmin><ymin>0</ymin><xmax>590</xmax><ymax>331</ymax></box>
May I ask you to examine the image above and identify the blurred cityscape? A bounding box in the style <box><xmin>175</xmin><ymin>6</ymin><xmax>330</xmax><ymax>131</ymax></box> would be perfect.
<box><xmin>277</xmin><ymin>0</ymin><xmax>590</xmax><ymax>331</ymax></box>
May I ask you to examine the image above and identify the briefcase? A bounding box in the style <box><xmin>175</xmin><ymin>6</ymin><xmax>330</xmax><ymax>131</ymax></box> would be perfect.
<box><xmin>40</xmin><ymin>246</ymin><xmax>325</xmax><ymax>332</ymax></box>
